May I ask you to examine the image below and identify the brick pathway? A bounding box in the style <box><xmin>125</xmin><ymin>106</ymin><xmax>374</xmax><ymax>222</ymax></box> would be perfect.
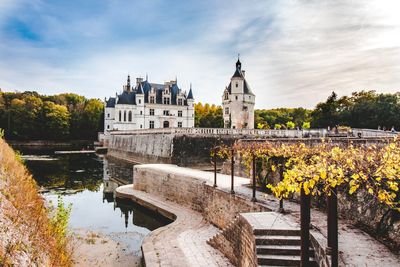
<box><xmin>138</xmin><ymin>164</ymin><xmax>400</xmax><ymax>267</ymax></box>
<box><xmin>116</xmin><ymin>185</ymin><xmax>233</xmax><ymax>267</ymax></box>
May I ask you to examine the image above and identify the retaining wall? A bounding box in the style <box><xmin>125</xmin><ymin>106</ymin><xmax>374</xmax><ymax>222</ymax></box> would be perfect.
<box><xmin>133</xmin><ymin>165</ymin><xmax>266</xmax><ymax>229</ymax></box>
<box><xmin>207</xmin><ymin>215</ymin><xmax>258</xmax><ymax>267</ymax></box>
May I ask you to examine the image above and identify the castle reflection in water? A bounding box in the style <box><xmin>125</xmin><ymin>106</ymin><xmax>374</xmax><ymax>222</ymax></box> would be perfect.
<box><xmin>102</xmin><ymin>157</ymin><xmax>171</xmax><ymax>230</ymax></box>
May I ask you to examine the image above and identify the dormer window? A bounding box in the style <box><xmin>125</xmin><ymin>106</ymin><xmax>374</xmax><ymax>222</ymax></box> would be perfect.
<box><xmin>224</xmin><ymin>92</ymin><xmax>229</xmax><ymax>100</ymax></box>
<box><xmin>178</xmin><ymin>99</ymin><xmax>183</xmax><ymax>105</ymax></box>
<box><xmin>150</xmin><ymin>96</ymin><xmax>155</xmax><ymax>103</ymax></box>
<box><xmin>163</xmin><ymin>97</ymin><xmax>170</xmax><ymax>105</ymax></box>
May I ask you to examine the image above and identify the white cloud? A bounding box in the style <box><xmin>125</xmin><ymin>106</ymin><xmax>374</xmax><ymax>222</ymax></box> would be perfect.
<box><xmin>1</xmin><ymin>0</ymin><xmax>400</xmax><ymax>109</ymax></box>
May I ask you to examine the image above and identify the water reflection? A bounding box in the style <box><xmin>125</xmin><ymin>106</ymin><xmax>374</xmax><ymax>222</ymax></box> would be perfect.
<box><xmin>21</xmin><ymin>152</ymin><xmax>170</xmax><ymax>257</ymax></box>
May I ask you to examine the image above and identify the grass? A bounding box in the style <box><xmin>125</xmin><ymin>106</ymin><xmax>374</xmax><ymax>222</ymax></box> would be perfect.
<box><xmin>0</xmin><ymin>136</ymin><xmax>72</xmax><ymax>266</ymax></box>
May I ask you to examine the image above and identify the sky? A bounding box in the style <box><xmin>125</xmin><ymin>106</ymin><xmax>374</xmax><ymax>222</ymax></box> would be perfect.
<box><xmin>0</xmin><ymin>0</ymin><xmax>400</xmax><ymax>109</ymax></box>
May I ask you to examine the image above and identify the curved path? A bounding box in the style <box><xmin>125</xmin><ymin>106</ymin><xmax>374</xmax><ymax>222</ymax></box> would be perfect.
<box><xmin>116</xmin><ymin>185</ymin><xmax>233</xmax><ymax>267</ymax></box>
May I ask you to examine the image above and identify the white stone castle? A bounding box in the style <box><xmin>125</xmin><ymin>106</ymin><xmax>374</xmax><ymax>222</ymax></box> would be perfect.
<box><xmin>222</xmin><ymin>58</ymin><xmax>255</xmax><ymax>129</ymax></box>
<box><xmin>104</xmin><ymin>76</ymin><xmax>195</xmax><ymax>132</ymax></box>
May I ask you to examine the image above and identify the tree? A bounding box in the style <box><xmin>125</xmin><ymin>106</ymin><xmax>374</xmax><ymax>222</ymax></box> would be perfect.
<box><xmin>81</xmin><ymin>99</ymin><xmax>104</xmax><ymax>139</ymax></box>
<box><xmin>42</xmin><ymin>101</ymin><xmax>70</xmax><ymax>140</ymax></box>
<box><xmin>286</xmin><ymin>121</ymin><xmax>295</xmax><ymax>129</ymax></box>
<box><xmin>311</xmin><ymin>91</ymin><xmax>340</xmax><ymax>128</ymax></box>
<box><xmin>311</xmin><ymin>91</ymin><xmax>400</xmax><ymax>130</ymax></box>
<box><xmin>195</xmin><ymin>102</ymin><xmax>223</xmax><ymax>128</ymax></box>
<box><xmin>255</xmin><ymin>108</ymin><xmax>311</xmax><ymax>130</ymax></box>
<box><xmin>302</xmin><ymin>122</ymin><xmax>311</xmax><ymax>129</ymax></box>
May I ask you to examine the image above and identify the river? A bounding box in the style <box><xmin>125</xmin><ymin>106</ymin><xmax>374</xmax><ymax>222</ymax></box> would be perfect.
<box><xmin>21</xmin><ymin>150</ymin><xmax>170</xmax><ymax>266</ymax></box>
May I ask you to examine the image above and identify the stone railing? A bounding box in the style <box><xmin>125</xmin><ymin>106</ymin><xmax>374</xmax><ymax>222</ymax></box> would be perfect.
<box><xmin>108</xmin><ymin>127</ymin><xmax>397</xmax><ymax>138</ymax></box>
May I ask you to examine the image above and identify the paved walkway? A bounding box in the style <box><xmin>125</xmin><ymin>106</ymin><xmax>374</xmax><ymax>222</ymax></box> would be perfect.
<box><xmin>135</xmin><ymin>164</ymin><xmax>400</xmax><ymax>267</ymax></box>
<box><xmin>116</xmin><ymin>185</ymin><xmax>233</xmax><ymax>267</ymax></box>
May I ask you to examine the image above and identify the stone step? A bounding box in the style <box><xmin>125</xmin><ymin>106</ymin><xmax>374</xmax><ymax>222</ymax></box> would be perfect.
<box><xmin>256</xmin><ymin>245</ymin><xmax>314</xmax><ymax>256</ymax></box>
<box><xmin>257</xmin><ymin>254</ymin><xmax>318</xmax><ymax>266</ymax></box>
<box><xmin>254</xmin><ymin>228</ymin><xmax>301</xmax><ymax>236</ymax></box>
<box><xmin>255</xmin><ymin>235</ymin><xmax>301</xmax><ymax>246</ymax></box>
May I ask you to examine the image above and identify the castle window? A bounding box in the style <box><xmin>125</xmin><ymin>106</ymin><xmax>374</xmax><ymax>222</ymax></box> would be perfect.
<box><xmin>138</xmin><ymin>99</ymin><xmax>141</xmax><ymax>104</ymax></box>
<box><xmin>225</xmin><ymin>107</ymin><xmax>229</xmax><ymax>115</ymax></box>
<box><xmin>178</xmin><ymin>99</ymin><xmax>183</xmax><ymax>105</ymax></box>
<box><xmin>163</xmin><ymin>110</ymin><xmax>170</xmax><ymax>116</ymax></box>
<box><xmin>178</xmin><ymin>122</ymin><xmax>182</xmax><ymax>128</ymax></box>
<box><xmin>163</xmin><ymin>121</ymin><xmax>170</xmax><ymax>128</ymax></box>
<box><xmin>107</xmin><ymin>125</ymin><xmax>110</xmax><ymax>129</ymax></box>
<box><xmin>124</xmin><ymin>111</ymin><xmax>126</xmax><ymax>122</ymax></box>
<box><xmin>140</xmin><ymin>110</ymin><xmax>143</xmax><ymax>115</ymax></box>
<box><xmin>140</xmin><ymin>124</ymin><xmax>143</xmax><ymax>129</ymax></box>
<box><xmin>149</xmin><ymin>121</ymin><xmax>154</xmax><ymax>129</ymax></box>
<box><xmin>235</xmin><ymin>96</ymin><xmax>238</xmax><ymax>100</ymax></box>
<box><xmin>163</xmin><ymin>97</ymin><xmax>170</xmax><ymax>105</ymax></box>
<box><xmin>243</xmin><ymin>106</ymin><xmax>248</xmax><ymax>111</ymax></box>
<box><xmin>107</xmin><ymin>113</ymin><xmax>110</xmax><ymax>118</ymax></box>
<box><xmin>224</xmin><ymin>92</ymin><xmax>229</xmax><ymax>100</ymax></box>
<box><xmin>150</xmin><ymin>109</ymin><xmax>154</xmax><ymax>116</ymax></box>
<box><xmin>128</xmin><ymin>111</ymin><xmax>132</xmax><ymax>121</ymax></box>
<box><xmin>178</xmin><ymin>110</ymin><xmax>182</xmax><ymax>117</ymax></box>
<box><xmin>119</xmin><ymin>111</ymin><xmax>121</xmax><ymax>121</ymax></box>
<box><xmin>150</xmin><ymin>96</ymin><xmax>155</xmax><ymax>103</ymax></box>
<box><xmin>235</xmin><ymin>82</ymin><xmax>238</xmax><ymax>88</ymax></box>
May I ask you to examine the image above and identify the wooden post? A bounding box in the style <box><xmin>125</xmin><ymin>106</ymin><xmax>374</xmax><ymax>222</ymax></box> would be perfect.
<box><xmin>230</xmin><ymin>148</ymin><xmax>235</xmax><ymax>194</ymax></box>
<box><xmin>328</xmin><ymin>187</ymin><xmax>338</xmax><ymax>267</ymax></box>
<box><xmin>213</xmin><ymin>148</ymin><xmax>217</xmax><ymax>188</ymax></box>
<box><xmin>300</xmin><ymin>187</ymin><xmax>311</xmax><ymax>267</ymax></box>
<box><xmin>279</xmin><ymin>160</ymin><xmax>284</xmax><ymax>212</ymax></box>
<box><xmin>252</xmin><ymin>154</ymin><xmax>256</xmax><ymax>202</ymax></box>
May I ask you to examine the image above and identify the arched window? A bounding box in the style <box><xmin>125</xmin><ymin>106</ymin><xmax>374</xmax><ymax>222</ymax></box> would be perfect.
<box><xmin>163</xmin><ymin>121</ymin><xmax>169</xmax><ymax>128</ymax></box>
<box><xmin>128</xmin><ymin>111</ymin><xmax>132</xmax><ymax>122</ymax></box>
<box><xmin>119</xmin><ymin>111</ymin><xmax>121</xmax><ymax>121</ymax></box>
<box><xmin>124</xmin><ymin>111</ymin><xmax>126</xmax><ymax>122</ymax></box>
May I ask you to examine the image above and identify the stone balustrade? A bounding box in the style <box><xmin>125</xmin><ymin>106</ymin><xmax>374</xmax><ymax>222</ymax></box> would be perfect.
<box><xmin>106</xmin><ymin>127</ymin><xmax>397</xmax><ymax>138</ymax></box>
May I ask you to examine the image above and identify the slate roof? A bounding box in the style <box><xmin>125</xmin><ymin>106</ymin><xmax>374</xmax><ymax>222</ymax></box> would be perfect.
<box><xmin>117</xmin><ymin>91</ymin><xmax>136</xmax><ymax>105</ymax></box>
<box><xmin>106</xmin><ymin>97</ymin><xmax>116</xmax><ymax>108</ymax></box>
<box><xmin>226</xmin><ymin>79</ymin><xmax>254</xmax><ymax>95</ymax></box>
<box><xmin>232</xmin><ymin>67</ymin><xmax>244</xmax><ymax>78</ymax></box>
<box><xmin>113</xmin><ymin>78</ymin><xmax>191</xmax><ymax>106</ymax></box>
<box><xmin>187</xmin><ymin>88</ymin><xmax>194</xmax><ymax>99</ymax></box>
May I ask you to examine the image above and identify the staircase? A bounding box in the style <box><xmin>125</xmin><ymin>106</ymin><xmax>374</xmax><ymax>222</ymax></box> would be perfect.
<box><xmin>255</xmin><ymin>229</ymin><xmax>318</xmax><ymax>267</ymax></box>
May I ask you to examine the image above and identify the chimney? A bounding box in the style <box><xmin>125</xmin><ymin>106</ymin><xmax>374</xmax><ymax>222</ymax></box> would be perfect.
<box><xmin>136</xmin><ymin>77</ymin><xmax>143</xmax><ymax>86</ymax></box>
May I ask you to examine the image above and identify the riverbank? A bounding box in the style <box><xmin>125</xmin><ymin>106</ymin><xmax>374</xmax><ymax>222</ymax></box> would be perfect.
<box><xmin>71</xmin><ymin>229</ymin><xmax>141</xmax><ymax>266</ymax></box>
<box><xmin>0</xmin><ymin>138</ymin><xmax>72</xmax><ymax>266</ymax></box>
<box><xmin>8</xmin><ymin>139</ymin><xmax>94</xmax><ymax>152</ymax></box>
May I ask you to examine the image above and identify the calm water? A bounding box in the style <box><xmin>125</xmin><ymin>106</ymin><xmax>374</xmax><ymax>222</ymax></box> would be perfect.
<box><xmin>22</xmin><ymin>151</ymin><xmax>170</xmax><ymax>257</ymax></box>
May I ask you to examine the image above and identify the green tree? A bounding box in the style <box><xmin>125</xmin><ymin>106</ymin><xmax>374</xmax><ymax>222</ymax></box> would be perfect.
<box><xmin>302</xmin><ymin>122</ymin><xmax>311</xmax><ymax>129</ymax></box>
<box><xmin>286</xmin><ymin>121</ymin><xmax>295</xmax><ymax>129</ymax></box>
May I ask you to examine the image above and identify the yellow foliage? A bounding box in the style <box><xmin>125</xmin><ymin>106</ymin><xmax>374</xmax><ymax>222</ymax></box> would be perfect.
<box><xmin>215</xmin><ymin>137</ymin><xmax>400</xmax><ymax>210</ymax></box>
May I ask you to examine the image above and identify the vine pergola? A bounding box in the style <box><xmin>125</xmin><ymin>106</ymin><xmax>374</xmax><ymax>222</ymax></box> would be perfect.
<box><xmin>212</xmin><ymin>138</ymin><xmax>400</xmax><ymax>267</ymax></box>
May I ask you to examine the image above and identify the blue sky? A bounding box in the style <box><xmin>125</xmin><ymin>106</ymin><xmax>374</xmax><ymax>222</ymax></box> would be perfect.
<box><xmin>1</xmin><ymin>0</ymin><xmax>400</xmax><ymax>108</ymax></box>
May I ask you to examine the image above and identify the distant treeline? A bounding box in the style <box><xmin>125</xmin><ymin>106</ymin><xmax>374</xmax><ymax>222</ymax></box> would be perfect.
<box><xmin>197</xmin><ymin>90</ymin><xmax>400</xmax><ymax>130</ymax></box>
<box><xmin>1</xmin><ymin>90</ymin><xmax>398</xmax><ymax>140</ymax></box>
<box><xmin>0</xmin><ymin>91</ymin><xmax>103</xmax><ymax>140</ymax></box>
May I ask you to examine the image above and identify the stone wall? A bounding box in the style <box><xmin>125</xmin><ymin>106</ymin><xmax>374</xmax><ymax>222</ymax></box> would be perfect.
<box><xmin>108</xmin><ymin>133</ymin><xmax>238</xmax><ymax>167</ymax></box>
<box><xmin>133</xmin><ymin>165</ymin><xmax>267</xmax><ymax>230</ymax></box>
<box><xmin>208</xmin><ymin>215</ymin><xmax>258</xmax><ymax>267</ymax></box>
<box><xmin>108</xmin><ymin>134</ymin><xmax>175</xmax><ymax>164</ymax></box>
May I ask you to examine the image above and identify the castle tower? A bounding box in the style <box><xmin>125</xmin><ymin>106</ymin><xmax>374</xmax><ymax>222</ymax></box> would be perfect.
<box><xmin>222</xmin><ymin>57</ymin><xmax>255</xmax><ymax>129</ymax></box>
<box><xmin>186</xmin><ymin>85</ymin><xmax>195</xmax><ymax>128</ymax></box>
